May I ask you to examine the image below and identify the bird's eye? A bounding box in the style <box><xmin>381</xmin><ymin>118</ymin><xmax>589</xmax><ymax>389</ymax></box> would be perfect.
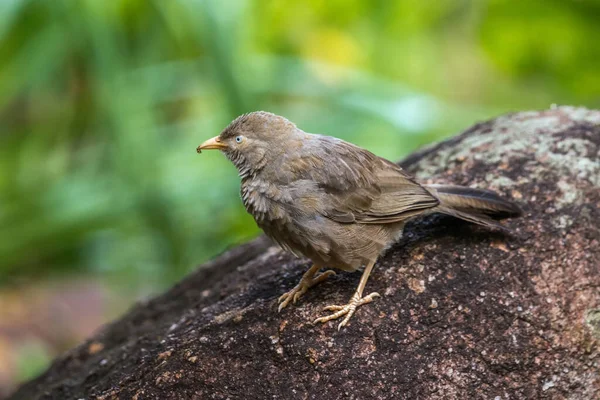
<box><xmin>235</xmin><ymin>136</ymin><xmax>244</xmax><ymax>144</ymax></box>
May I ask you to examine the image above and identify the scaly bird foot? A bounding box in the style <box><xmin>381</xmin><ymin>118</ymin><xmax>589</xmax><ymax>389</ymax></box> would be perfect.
<box><xmin>278</xmin><ymin>270</ymin><xmax>336</xmax><ymax>312</ymax></box>
<box><xmin>313</xmin><ymin>292</ymin><xmax>380</xmax><ymax>330</ymax></box>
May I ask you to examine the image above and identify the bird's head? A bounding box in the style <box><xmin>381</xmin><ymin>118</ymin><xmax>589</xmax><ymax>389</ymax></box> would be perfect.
<box><xmin>197</xmin><ymin>111</ymin><xmax>302</xmax><ymax>177</ymax></box>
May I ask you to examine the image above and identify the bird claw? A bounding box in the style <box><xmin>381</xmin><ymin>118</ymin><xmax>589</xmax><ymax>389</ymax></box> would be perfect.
<box><xmin>278</xmin><ymin>270</ymin><xmax>336</xmax><ymax>312</ymax></box>
<box><xmin>323</xmin><ymin>305</ymin><xmax>345</xmax><ymax>311</ymax></box>
<box><xmin>313</xmin><ymin>292</ymin><xmax>381</xmax><ymax>330</ymax></box>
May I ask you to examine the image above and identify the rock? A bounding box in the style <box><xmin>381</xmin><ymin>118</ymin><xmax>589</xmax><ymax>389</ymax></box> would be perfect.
<box><xmin>9</xmin><ymin>107</ymin><xmax>600</xmax><ymax>400</ymax></box>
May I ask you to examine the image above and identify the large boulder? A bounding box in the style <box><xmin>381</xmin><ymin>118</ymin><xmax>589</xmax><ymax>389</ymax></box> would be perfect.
<box><xmin>10</xmin><ymin>107</ymin><xmax>600</xmax><ymax>400</ymax></box>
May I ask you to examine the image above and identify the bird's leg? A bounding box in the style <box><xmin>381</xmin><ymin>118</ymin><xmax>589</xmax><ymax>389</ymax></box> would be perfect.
<box><xmin>313</xmin><ymin>260</ymin><xmax>380</xmax><ymax>330</ymax></box>
<box><xmin>278</xmin><ymin>264</ymin><xmax>336</xmax><ymax>312</ymax></box>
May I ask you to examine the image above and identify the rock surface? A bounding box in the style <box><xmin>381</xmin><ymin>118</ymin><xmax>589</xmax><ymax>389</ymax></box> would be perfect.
<box><xmin>9</xmin><ymin>107</ymin><xmax>600</xmax><ymax>400</ymax></box>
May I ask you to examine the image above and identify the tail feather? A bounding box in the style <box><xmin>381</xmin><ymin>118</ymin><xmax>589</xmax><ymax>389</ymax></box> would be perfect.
<box><xmin>424</xmin><ymin>184</ymin><xmax>522</xmax><ymax>231</ymax></box>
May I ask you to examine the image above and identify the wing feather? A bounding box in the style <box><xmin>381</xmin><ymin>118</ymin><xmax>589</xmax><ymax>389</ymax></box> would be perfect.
<box><xmin>297</xmin><ymin>136</ymin><xmax>439</xmax><ymax>224</ymax></box>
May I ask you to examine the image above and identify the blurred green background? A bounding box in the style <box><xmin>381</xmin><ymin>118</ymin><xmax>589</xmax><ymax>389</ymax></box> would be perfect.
<box><xmin>1</xmin><ymin>0</ymin><xmax>599</xmax><ymax>393</ymax></box>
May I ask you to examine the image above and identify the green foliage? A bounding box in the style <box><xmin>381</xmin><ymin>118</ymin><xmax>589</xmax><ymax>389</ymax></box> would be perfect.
<box><xmin>14</xmin><ymin>340</ymin><xmax>53</xmax><ymax>383</ymax></box>
<box><xmin>0</xmin><ymin>0</ymin><xmax>598</xmax><ymax>292</ymax></box>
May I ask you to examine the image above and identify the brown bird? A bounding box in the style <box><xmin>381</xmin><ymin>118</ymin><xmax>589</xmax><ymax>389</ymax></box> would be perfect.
<box><xmin>197</xmin><ymin>111</ymin><xmax>521</xmax><ymax>329</ymax></box>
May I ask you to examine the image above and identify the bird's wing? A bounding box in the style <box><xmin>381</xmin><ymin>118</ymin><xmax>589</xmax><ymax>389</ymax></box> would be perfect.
<box><xmin>301</xmin><ymin>137</ymin><xmax>439</xmax><ymax>224</ymax></box>
<box><xmin>353</xmin><ymin>160</ymin><xmax>440</xmax><ymax>223</ymax></box>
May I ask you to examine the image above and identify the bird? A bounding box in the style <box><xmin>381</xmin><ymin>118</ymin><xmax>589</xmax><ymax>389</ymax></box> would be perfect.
<box><xmin>197</xmin><ymin>111</ymin><xmax>521</xmax><ymax>330</ymax></box>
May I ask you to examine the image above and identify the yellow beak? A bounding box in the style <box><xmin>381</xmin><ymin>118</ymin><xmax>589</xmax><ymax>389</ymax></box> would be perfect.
<box><xmin>197</xmin><ymin>136</ymin><xmax>228</xmax><ymax>153</ymax></box>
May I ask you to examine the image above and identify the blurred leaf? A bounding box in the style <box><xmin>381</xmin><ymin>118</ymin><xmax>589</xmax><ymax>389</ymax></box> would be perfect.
<box><xmin>15</xmin><ymin>340</ymin><xmax>52</xmax><ymax>383</ymax></box>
